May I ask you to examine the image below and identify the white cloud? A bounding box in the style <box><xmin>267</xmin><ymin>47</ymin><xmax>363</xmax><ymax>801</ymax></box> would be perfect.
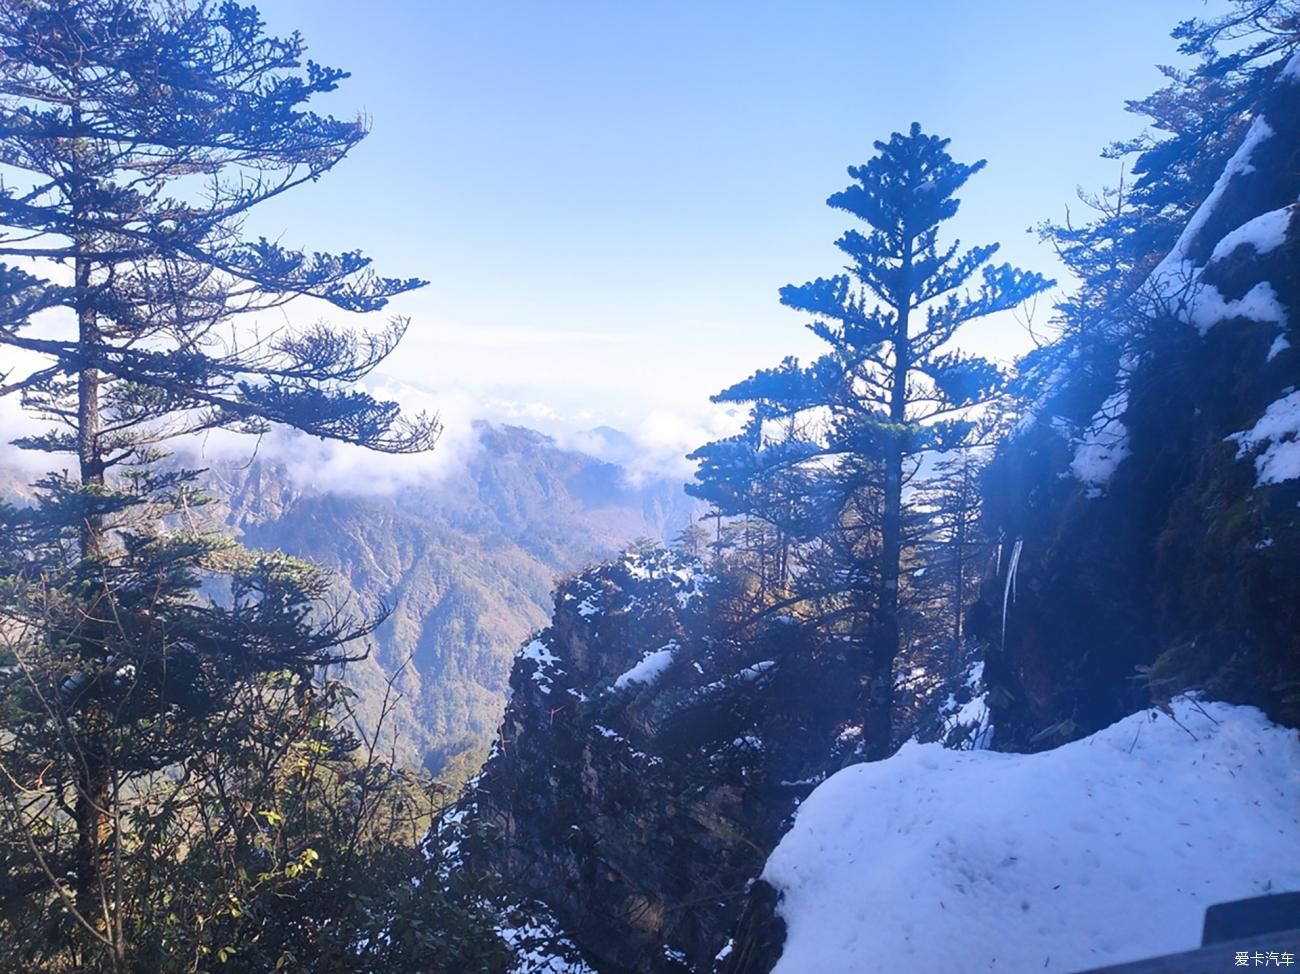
<box><xmin>192</xmin><ymin>384</ymin><xmax>484</xmax><ymax>497</ymax></box>
<box><xmin>1</xmin><ymin>294</ymin><xmax>751</xmax><ymax>497</ymax></box>
<box><xmin>630</xmin><ymin>404</ymin><xmax>745</xmax><ymax>483</ymax></box>
<box><xmin>0</xmin><ymin>345</ymin><xmax>67</xmax><ymax>479</ymax></box>
<box><xmin>552</xmin><ymin>400</ymin><xmax>745</xmax><ymax>485</ymax></box>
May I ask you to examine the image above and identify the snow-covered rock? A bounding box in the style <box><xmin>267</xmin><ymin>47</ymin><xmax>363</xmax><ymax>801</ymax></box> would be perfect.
<box><xmin>763</xmin><ymin>698</ymin><xmax>1300</xmax><ymax>974</ymax></box>
<box><xmin>613</xmin><ymin>640</ymin><xmax>679</xmax><ymax>690</ymax></box>
<box><xmin>975</xmin><ymin>44</ymin><xmax>1300</xmax><ymax>751</ymax></box>
<box><xmin>1228</xmin><ymin>389</ymin><xmax>1300</xmax><ymax>485</ymax></box>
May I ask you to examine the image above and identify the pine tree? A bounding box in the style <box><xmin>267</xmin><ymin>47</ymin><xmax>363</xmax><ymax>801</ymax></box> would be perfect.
<box><xmin>690</xmin><ymin>125</ymin><xmax>1050</xmax><ymax>757</ymax></box>
<box><xmin>0</xmin><ymin>1</ymin><xmax>438</xmax><ymax>962</ymax></box>
<box><xmin>670</xmin><ymin>519</ymin><xmax>711</xmax><ymax>560</ymax></box>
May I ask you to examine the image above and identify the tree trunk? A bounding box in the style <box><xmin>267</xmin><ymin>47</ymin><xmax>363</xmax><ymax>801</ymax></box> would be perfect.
<box><xmin>866</xmin><ymin>237</ymin><xmax>913</xmax><ymax>761</ymax></box>
<box><xmin>862</xmin><ymin>643</ymin><xmax>895</xmax><ymax>759</ymax></box>
<box><xmin>870</xmin><ymin>461</ymin><xmax>902</xmax><ymax>760</ymax></box>
<box><xmin>953</xmin><ymin>488</ymin><xmax>967</xmax><ymax>647</ymax></box>
<box><xmin>74</xmin><ymin>239</ymin><xmax>114</xmax><ymax>947</ymax></box>
<box><xmin>76</xmin><ymin>253</ymin><xmax>104</xmax><ymax>497</ymax></box>
<box><xmin>74</xmin><ymin>753</ymin><xmax>113</xmax><ymax>939</ymax></box>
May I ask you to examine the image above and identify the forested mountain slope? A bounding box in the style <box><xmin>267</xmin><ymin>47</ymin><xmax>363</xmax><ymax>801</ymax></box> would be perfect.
<box><xmin>430</xmin><ymin>548</ymin><xmax>874</xmax><ymax>973</ymax></box>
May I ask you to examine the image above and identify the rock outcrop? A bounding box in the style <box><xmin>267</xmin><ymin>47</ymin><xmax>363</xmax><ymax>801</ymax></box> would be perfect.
<box><xmin>435</xmin><ymin>549</ymin><xmax>862</xmax><ymax>972</ymax></box>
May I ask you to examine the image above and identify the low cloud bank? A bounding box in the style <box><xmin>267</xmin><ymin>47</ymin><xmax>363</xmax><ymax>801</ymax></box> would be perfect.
<box><xmin>1</xmin><ymin>373</ymin><xmax>743</xmax><ymax>498</ymax></box>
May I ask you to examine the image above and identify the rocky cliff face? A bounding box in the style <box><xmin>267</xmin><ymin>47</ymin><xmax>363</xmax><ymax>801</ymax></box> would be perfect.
<box><xmin>975</xmin><ymin>55</ymin><xmax>1300</xmax><ymax>749</ymax></box>
<box><xmin>434</xmin><ymin>548</ymin><xmax>865</xmax><ymax>972</ymax></box>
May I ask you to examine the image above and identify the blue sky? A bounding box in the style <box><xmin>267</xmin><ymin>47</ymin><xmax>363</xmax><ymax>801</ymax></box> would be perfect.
<box><xmin>246</xmin><ymin>0</ymin><xmax>1222</xmax><ymax>471</ymax></box>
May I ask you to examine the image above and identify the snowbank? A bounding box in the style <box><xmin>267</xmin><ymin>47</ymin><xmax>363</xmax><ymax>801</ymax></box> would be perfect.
<box><xmin>763</xmin><ymin>698</ymin><xmax>1300</xmax><ymax>973</ymax></box>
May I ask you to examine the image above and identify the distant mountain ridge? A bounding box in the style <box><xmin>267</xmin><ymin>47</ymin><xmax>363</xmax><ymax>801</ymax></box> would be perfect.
<box><xmin>220</xmin><ymin>421</ymin><xmax>699</xmax><ymax>772</ymax></box>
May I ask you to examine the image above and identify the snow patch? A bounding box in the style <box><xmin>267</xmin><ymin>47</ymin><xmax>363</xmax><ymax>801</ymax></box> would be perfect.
<box><xmin>1228</xmin><ymin>390</ymin><xmax>1300</xmax><ymax>485</ymax></box>
<box><xmin>518</xmin><ymin>638</ymin><xmax>563</xmax><ymax>695</ymax></box>
<box><xmin>617</xmin><ymin>548</ymin><xmax>715</xmax><ymax>609</ymax></box>
<box><xmin>613</xmin><ymin>640</ymin><xmax>678</xmax><ymax>690</ymax></box>
<box><xmin>1161</xmin><ymin>116</ymin><xmax>1275</xmax><ymax>269</ymax></box>
<box><xmin>519</xmin><ymin>639</ymin><xmax>559</xmax><ymax>665</ymax></box>
<box><xmin>939</xmin><ymin>661</ymin><xmax>994</xmax><ymax>750</ymax></box>
<box><xmin>1186</xmin><ymin>280</ymin><xmax>1287</xmax><ymax>336</ymax></box>
<box><xmin>1070</xmin><ymin>355</ymin><xmax>1137</xmax><ymax>491</ymax></box>
<box><xmin>696</xmin><ymin>659</ymin><xmax>778</xmax><ymax>697</ymax></box>
<box><xmin>499</xmin><ymin>904</ymin><xmax>596</xmax><ymax>974</ymax></box>
<box><xmin>737</xmin><ymin>659</ymin><xmax>776</xmax><ymax>681</ymax></box>
<box><xmin>1209</xmin><ymin>204</ymin><xmax>1294</xmax><ymax>262</ymax></box>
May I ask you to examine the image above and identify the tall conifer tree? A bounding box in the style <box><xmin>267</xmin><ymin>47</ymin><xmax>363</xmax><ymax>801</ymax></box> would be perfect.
<box><xmin>691</xmin><ymin>124</ymin><xmax>1050</xmax><ymax>757</ymax></box>
<box><xmin>0</xmin><ymin>1</ymin><xmax>438</xmax><ymax>960</ymax></box>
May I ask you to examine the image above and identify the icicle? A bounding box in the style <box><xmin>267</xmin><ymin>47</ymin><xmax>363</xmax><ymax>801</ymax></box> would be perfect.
<box><xmin>1001</xmin><ymin>538</ymin><xmax>1023</xmax><ymax>648</ymax></box>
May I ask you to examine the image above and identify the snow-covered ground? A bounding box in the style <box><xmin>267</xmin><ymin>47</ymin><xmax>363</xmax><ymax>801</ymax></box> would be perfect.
<box><xmin>763</xmin><ymin>697</ymin><xmax>1299</xmax><ymax>973</ymax></box>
